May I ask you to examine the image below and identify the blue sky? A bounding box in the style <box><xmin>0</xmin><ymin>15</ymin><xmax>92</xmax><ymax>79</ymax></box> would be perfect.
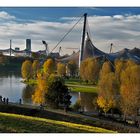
<box><xmin>1</xmin><ymin>7</ymin><xmax>140</xmax><ymax>21</ymax></box>
<box><xmin>0</xmin><ymin>7</ymin><xmax>140</xmax><ymax>54</ymax></box>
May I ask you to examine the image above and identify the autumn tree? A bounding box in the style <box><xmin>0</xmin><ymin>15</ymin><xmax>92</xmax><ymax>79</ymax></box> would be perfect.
<box><xmin>120</xmin><ymin>64</ymin><xmax>140</xmax><ymax>117</ymax></box>
<box><xmin>97</xmin><ymin>72</ymin><xmax>119</xmax><ymax>114</ymax></box>
<box><xmin>97</xmin><ymin>61</ymin><xmax>118</xmax><ymax>114</ymax></box>
<box><xmin>126</xmin><ymin>59</ymin><xmax>137</xmax><ymax>68</ymax></box>
<box><xmin>57</xmin><ymin>62</ymin><xmax>66</xmax><ymax>76</ymax></box>
<box><xmin>32</xmin><ymin>60</ymin><xmax>40</xmax><ymax>79</ymax></box>
<box><xmin>115</xmin><ymin>59</ymin><xmax>137</xmax><ymax>83</ymax></box>
<box><xmin>115</xmin><ymin>59</ymin><xmax>126</xmax><ymax>83</ymax></box>
<box><xmin>67</xmin><ymin>60</ymin><xmax>78</xmax><ymax>77</ymax></box>
<box><xmin>32</xmin><ymin>73</ymin><xmax>71</xmax><ymax>109</ymax></box>
<box><xmin>46</xmin><ymin>74</ymin><xmax>71</xmax><ymax>109</ymax></box>
<box><xmin>32</xmin><ymin>88</ymin><xmax>45</xmax><ymax>105</ymax></box>
<box><xmin>21</xmin><ymin>60</ymin><xmax>32</xmax><ymax>81</ymax></box>
<box><xmin>43</xmin><ymin>58</ymin><xmax>55</xmax><ymax>76</ymax></box>
<box><xmin>99</xmin><ymin>61</ymin><xmax>112</xmax><ymax>78</ymax></box>
<box><xmin>80</xmin><ymin>58</ymin><xmax>101</xmax><ymax>84</ymax></box>
<box><xmin>80</xmin><ymin>58</ymin><xmax>88</xmax><ymax>81</ymax></box>
<box><xmin>32</xmin><ymin>74</ymin><xmax>47</xmax><ymax>105</ymax></box>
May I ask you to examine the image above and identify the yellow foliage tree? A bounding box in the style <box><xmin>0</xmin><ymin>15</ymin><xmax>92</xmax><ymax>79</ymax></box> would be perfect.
<box><xmin>97</xmin><ymin>72</ymin><xmax>119</xmax><ymax>114</ymax></box>
<box><xmin>57</xmin><ymin>62</ymin><xmax>66</xmax><ymax>76</ymax></box>
<box><xmin>21</xmin><ymin>60</ymin><xmax>32</xmax><ymax>81</ymax></box>
<box><xmin>120</xmin><ymin>64</ymin><xmax>140</xmax><ymax>116</ymax></box>
<box><xmin>115</xmin><ymin>59</ymin><xmax>126</xmax><ymax>83</ymax></box>
<box><xmin>99</xmin><ymin>61</ymin><xmax>112</xmax><ymax>79</ymax></box>
<box><xmin>97</xmin><ymin>96</ymin><xmax>116</xmax><ymax>113</ymax></box>
<box><xmin>80</xmin><ymin>58</ymin><xmax>101</xmax><ymax>84</ymax></box>
<box><xmin>43</xmin><ymin>58</ymin><xmax>55</xmax><ymax>76</ymax></box>
<box><xmin>32</xmin><ymin>88</ymin><xmax>45</xmax><ymax>104</ymax></box>
<box><xmin>32</xmin><ymin>74</ymin><xmax>47</xmax><ymax>105</ymax></box>
<box><xmin>32</xmin><ymin>60</ymin><xmax>40</xmax><ymax>79</ymax></box>
<box><xmin>80</xmin><ymin>58</ymin><xmax>89</xmax><ymax>81</ymax></box>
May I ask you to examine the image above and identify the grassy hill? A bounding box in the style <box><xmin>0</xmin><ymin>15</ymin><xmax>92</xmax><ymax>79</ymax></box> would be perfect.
<box><xmin>0</xmin><ymin>112</ymin><xmax>114</xmax><ymax>133</ymax></box>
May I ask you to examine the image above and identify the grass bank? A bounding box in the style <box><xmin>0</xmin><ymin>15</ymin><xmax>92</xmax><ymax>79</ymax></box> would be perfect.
<box><xmin>65</xmin><ymin>78</ymin><xmax>98</xmax><ymax>93</ymax></box>
<box><xmin>0</xmin><ymin>112</ymin><xmax>114</xmax><ymax>133</ymax></box>
<box><xmin>1</xmin><ymin>104</ymin><xmax>139</xmax><ymax>132</ymax></box>
<box><xmin>68</xmin><ymin>85</ymin><xmax>97</xmax><ymax>93</ymax></box>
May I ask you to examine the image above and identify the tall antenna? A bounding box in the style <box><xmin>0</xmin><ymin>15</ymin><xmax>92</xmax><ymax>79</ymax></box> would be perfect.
<box><xmin>79</xmin><ymin>13</ymin><xmax>87</xmax><ymax>68</ymax></box>
<box><xmin>10</xmin><ymin>39</ymin><xmax>12</xmax><ymax>56</ymax></box>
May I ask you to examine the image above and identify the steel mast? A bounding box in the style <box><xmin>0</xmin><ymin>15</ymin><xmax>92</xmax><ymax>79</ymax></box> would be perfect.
<box><xmin>79</xmin><ymin>13</ymin><xmax>87</xmax><ymax>68</ymax></box>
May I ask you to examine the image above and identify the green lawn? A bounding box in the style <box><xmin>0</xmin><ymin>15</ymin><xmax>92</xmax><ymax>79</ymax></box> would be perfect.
<box><xmin>0</xmin><ymin>112</ymin><xmax>114</xmax><ymax>133</ymax></box>
<box><xmin>68</xmin><ymin>85</ymin><xmax>97</xmax><ymax>93</ymax></box>
<box><xmin>65</xmin><ymin>78</ymin><xmax>98</xmax><ymax>93</ymax></box>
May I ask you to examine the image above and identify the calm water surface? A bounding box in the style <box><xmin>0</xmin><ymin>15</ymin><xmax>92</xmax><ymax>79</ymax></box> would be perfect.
<box><xmin>0</xmin><ymin>71</ymin><xmax>97</xmax><ymax>111</ymax></box>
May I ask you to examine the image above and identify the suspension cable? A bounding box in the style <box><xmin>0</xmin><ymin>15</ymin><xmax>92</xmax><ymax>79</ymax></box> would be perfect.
<box><xmin>105</xmin><ymin>55</ymin><xmax>115</xmax><ymax>69</ymax></box>
<box><xmin>50</xmin><ymin>15</ymin><xmax>83</xmax><ymax>53</ymax></box>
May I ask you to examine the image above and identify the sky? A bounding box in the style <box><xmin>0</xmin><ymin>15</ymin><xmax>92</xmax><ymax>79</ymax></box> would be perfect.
<box><xmin>0</xmin><ymin>7</ymin><xmax>140</xmax><ymax>55</ymax></box>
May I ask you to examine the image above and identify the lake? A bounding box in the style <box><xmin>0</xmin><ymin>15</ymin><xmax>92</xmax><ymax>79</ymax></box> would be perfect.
<box><xmin>0</xmin><ymin>71</ymin><xmax>97</xmax><ymax>111</ymax></box>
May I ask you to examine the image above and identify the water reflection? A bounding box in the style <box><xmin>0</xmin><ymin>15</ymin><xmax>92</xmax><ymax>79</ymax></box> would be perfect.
<box><xmin>0</xmin><ymin>71</ymin><xmax>97</xmax><ymax>112</ymax></box>
<box><xmin>22</xmin><ymin>85</ymin><xmax>35</xmax><ymax>104</ymax></box>
<box><xmin>70</xmin><ymin>92</ymin><xmax>97</xmax><ymax>112</ymax></box>
<box><xmin>0</xmin><ymin>72</ymin><xmax>25</xmax><ymax>103</ymax></box>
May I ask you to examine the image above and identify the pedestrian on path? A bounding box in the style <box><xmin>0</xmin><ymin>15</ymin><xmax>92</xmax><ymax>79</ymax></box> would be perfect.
<box><xmin>0</xmin><ymin>95</ymin><xmax>2</xmax><ymax>102</ymax></box>
<box><xmin>6</xmin><ymin>98</ymin><xmax>9</xmax><ymax>104</ymax></box>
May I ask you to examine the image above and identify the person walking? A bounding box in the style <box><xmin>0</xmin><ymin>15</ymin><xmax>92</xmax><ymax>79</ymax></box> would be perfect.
<box><xmin>3</xmin><ymin>97</ymin><xmax>6</xmax><ymax>104</ymax></box>
<box><xmin>0</xmin><ymin>96</ymin><xmax>2</xmax><ymax>102</ymax></box>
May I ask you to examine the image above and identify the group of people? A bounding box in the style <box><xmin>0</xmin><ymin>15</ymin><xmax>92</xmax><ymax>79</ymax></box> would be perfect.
<box><xmin>0</xmin><ymin>96</ymin><xmax>22</xmax><ymax>105</ymax></box>
<box><xmin>0</xmin><ymin>95</ymin><xmax>9</xmax><ymax>104</ymax></box>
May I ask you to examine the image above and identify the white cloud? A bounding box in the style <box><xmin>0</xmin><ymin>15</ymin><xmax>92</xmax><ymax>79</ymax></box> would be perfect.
<box><xmin>0</xmin><ymin>12</ymin><xmax>140</xmax><ymax>55</ymax></box>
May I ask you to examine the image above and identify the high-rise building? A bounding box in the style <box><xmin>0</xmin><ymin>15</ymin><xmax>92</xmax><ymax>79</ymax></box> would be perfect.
<box><xmin>26</xmin><ymin>39</ymin><xmax>31</xmax><ymax>56</ymax></box>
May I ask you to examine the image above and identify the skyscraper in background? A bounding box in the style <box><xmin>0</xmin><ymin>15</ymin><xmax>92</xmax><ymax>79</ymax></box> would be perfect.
<box><xmin>26</xmin><ymin>39</ymin><xmax>31</xmax><ymax>56</ymax></box>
